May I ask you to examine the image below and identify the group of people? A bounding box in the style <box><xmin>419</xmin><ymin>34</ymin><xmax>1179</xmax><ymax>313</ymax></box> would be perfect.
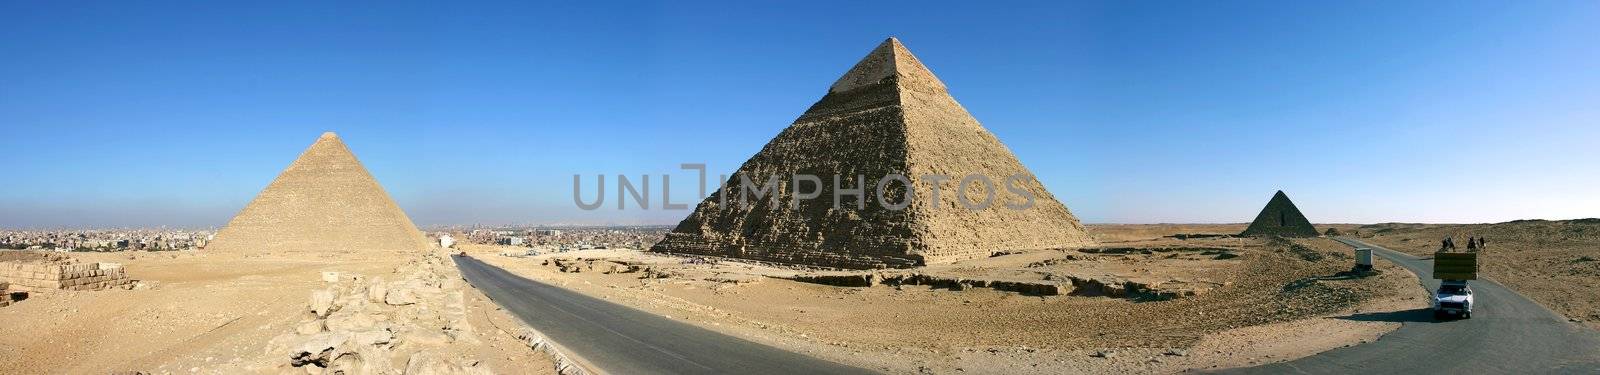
<box><xmin>1441</xmin><ymin>236</ymin><xmax>1488</xmax><ymax>251</ymax></box>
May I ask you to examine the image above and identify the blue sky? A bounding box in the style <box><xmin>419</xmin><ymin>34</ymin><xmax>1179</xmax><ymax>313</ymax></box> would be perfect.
<box><xmin>2</xmin><ymin>1</ymin><xmax>1597</xmax><ymax>228</ymax></box>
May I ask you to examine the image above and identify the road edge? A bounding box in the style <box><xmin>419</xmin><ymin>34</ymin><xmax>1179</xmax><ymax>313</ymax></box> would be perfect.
<box><xmin>451</xmin><ymin>254</ymin><xmax>603</xmax><ymax>375</ymax></box>
<box><xmin>1333</xmin><ymin>236</ymin><xmax>1578</xmax><ymax>324</ymax></box>
<box><xmin>513</xmin><ymin>321</ymin><xmax>597</xmax><ymax>375</ymax></box>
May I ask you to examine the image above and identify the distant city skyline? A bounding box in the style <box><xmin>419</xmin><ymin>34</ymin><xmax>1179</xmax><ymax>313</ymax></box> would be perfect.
<box><xmin>3</xmin><ymin>1</ymin><xmax>1598</xmax><ymax>228</ymax></box>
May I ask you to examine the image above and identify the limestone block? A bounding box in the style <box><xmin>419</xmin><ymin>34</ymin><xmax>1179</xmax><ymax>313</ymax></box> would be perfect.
<box><xmin>310</xmin><ymin>289</ymin><xmax>338</xmax><ymax>317</ymax></box>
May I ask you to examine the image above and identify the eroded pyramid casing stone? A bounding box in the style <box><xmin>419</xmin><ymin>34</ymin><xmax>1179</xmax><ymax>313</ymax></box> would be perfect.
<box><xmin>1240</xmin><ymin>190</ymin><xmax>1319</xmax><ymax>237</ymax></box>
<box><xmin>208</xmin><ymin>132</ymin><xmax>431</xmax><ymax>257</ymax></box>
<box><xmin>651</xmin><ymin>38</ymin><xmax>1095</xmax><ymax>269</ymax></box>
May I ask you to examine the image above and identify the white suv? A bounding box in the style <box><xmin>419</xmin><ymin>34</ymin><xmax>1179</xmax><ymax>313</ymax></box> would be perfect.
<box><xmin>1433</xmin><ymin>281</ymin><xmax>1474</xmax><ymax>319</ymax></box>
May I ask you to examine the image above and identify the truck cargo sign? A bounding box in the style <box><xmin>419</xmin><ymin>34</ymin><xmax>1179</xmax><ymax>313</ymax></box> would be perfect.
<box><xmin>1433</xmin><ymin>252</ymin><xmax>1479</xmax><ymax>280</ymax></box>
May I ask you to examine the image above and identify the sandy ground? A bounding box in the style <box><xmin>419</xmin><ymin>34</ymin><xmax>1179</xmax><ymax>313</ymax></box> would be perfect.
<box><xmin>1353</xmin><ymin>219</ymin><xmax>1600</xmax><ymax>329</ymax></box>
<box><xmin>0</xmin><ymin>250</ymin><xmax>554</xmax><ymax>374</ymax></box>
<box><xmin>466</xmin><ymin>224</ymin><xmax>1424</xmax><ymax>374</ymax></box>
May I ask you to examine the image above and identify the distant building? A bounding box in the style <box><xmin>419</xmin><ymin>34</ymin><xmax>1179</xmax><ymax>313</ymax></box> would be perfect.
<box><xmin>497</xmin><ymin>237</ymin><xmax>524</xmax><ymax>246</ymax></box>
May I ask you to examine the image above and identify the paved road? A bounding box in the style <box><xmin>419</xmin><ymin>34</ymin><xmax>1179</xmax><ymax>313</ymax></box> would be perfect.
<box><xmin>452</xmin><ymin>255</ymin><xmax>873</xmax><ymax>375</ymax></box>
<box><xmin>1225</xmin><ymin>237</ymin><xmax>1600</xmax><ymax>374</ymax></box>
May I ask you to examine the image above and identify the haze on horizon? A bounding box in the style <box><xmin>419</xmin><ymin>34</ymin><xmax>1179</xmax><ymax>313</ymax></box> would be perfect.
<box><xmin>2</xmin><ymin>1</ymin><xmax>1597</xmax><ymax>229</ymax></box>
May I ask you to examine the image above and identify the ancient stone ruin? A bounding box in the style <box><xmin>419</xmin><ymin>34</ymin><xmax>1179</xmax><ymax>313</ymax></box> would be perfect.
<box><xmin>0</xmin><ymin>251</ymin><xmax>131</xmax><ymax>292</ymax></box>
<box><xmin>0</xmin><ymin>262</ymin><xmax>130</xmax><ymax>291</ymax></box>
<box><xmin>1240</xmin><ymin>190</ymin><xmax>1319</xmax><ymax>237</ymax></box>
<box><xmin>207</xmin><ymin>132</ymin><xmax>432</xmax><ymax>257</ymax></box>
<box><xmin>652</xmin><ymin>37</ymin><xmax>1095</xmax><ymax>269</ymax></box>
<box><xmin>0</xmin><ymin>282</ymin><xmax>14</xmax><ymax>307</ymax></box>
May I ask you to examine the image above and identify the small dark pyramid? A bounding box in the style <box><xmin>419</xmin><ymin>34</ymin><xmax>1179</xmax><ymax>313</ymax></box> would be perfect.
<box><xmin>1240</xmin><ymin>190</ymin><xmax>1318</xmax><ymax>237</ymax></box>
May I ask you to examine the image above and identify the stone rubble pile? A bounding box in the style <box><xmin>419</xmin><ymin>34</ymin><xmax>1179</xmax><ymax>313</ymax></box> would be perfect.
<box><xmin>782</xmin><ymin>270</ymin><xmax>1212</xmax><ymax>300</ymax></box>
<box><xmin>266</xmin><ymin>252</ymin><xmax>491</xmax><ymax>375</ymax></box>
<box><xmin>541</xmin><ymin>258</ymin><xmax>644</xmax><ymax>275</ymax></box>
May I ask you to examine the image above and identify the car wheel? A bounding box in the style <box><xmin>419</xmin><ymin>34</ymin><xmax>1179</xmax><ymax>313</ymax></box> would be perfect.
<box><xmin>1463</xmin><ymin>312</ymin><xmax>1471</xmax><ymax>319</ymax></box>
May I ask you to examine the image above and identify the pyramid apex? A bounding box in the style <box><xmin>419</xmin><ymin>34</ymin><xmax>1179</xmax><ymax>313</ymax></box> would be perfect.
<box><xmin>828</xmin><ymin>37</ymin><xmax>946</xmax><ymax>94</ymax></box>
<box><xmin>320</xmin><ymin>131</ymin><xmax>339</xmax><ymax>140</ymax></box>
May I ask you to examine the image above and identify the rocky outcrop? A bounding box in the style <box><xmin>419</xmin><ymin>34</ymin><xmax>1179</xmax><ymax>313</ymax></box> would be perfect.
<box><xmin>266</xmin><ymin>252</ymin><xmax>491</xmax><ymax>374</ymax></box>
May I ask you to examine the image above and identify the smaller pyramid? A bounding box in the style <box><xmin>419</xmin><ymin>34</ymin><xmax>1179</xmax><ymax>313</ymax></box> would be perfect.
<box><xmin>1240</xmin><ymin>190</ymin><xmax>1318</xmax><ymax>237</ymax></box>
<box><xmin>208</xmin><ymin>132</ymin><xmax>431</xmax><ymax>257</ymax></box>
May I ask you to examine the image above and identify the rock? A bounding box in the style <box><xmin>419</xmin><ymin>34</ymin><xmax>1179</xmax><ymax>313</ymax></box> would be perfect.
<box><xmin>385</xmin><ymin>287</ymin><xmax>418</xmax><ymax>306</ymax></box>
<box><xmin>338</xmin><ymin>293</ymin><xmax>369</xmax><ymax>311</ymax></box>
<box><xmin>403</xmin><ymin>350</ymin><xmax>491</xmax><ymax>375</ymax></box>
<box><xmin>443</xmin><ymin>291</ymin><xmax>466</xmax><ymax>315</ymax></box>
<box><xmin>349</xmin><ymin>329</ymin><xmax>394</xmax><ymax>347</ymax></box>
<box><xmin>446</xmin><ymin>317</ymin><xmax>474</xmax><ymax>333</ymax></box>
<box><xmin>322</xmin><ymin>271</ymin><xmax>340</xmax><ymax>283</ymax></box>
<box><xmin>309</xmin><ymin>289</ymin><xmax>338</xmax><ymax>318</ymax></box>
<box><xmin>402</xmin><ymin>330</ymin><xmax>454</xmax><ymax>347</ymax></box>
<box><xmin>289</xmin><ymin>332</ymin><xmax>351</xmax><ymax>368</ymax></box>
<box><xmin>367</xmin><ymin>278</ymin><xmax>389</xmax><ymax>303</ymax></box>
<box><xmin>325</xmin><ymin>313</ymin><xmax>377</xmax><ymax>332</ymax></box>
<box><xmin>445</xmin><ymin>322</ymin><xmax>479</xmax><ymax>345</ymax></box>
<box><xmin>296</xmin><ymin>320</ymin><xmax>326</xmax><ymax>335</ymax></box>
<box><xmin>1091</xmin><ymin>350</ymin><xmax>1117</xmax><ymax>358</ymax></box>
<box><xmin>1164</xmin><ymin>348</ymin><xmax>1188</xmax><ymax>357</ymax></box>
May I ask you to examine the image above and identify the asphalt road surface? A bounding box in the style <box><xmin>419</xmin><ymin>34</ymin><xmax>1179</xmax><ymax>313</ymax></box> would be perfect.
<box><xmin>452</xmin><ymin>255</ymin><xmax>873</xmax><ymax>375</ymax></box>
<box><xmin>1223</xmin><ymin>237</ymin><xmax>1600</xmax><ymax>374</ymax></box>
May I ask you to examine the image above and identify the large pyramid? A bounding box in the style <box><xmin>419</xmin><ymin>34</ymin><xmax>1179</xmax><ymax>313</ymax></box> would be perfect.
<box><xmin>207</xmin><ymin>132</ymin><xmax>431</xmax><ymax>257</ymax></box>
<box><xmin>1240</xmin><ymin>190</ymin><xmax>1319</xmax><ymax>237</ymax></box>
<box><xmin>651</xmin><ymin>37</ymin><xmax>1095</xmax><ymax>269</ymax></box>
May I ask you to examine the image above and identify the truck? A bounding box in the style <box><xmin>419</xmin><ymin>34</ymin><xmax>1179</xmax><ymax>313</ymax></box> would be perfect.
<box><xmin>1432</xmin><ymin>251</ymin><xmax>1479</xmax><ymax>319</ymax></box>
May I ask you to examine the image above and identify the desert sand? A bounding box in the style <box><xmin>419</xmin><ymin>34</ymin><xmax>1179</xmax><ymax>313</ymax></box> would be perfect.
<box><xmin>465</xmin><ymin>224</ymin><xmax>1423</xmax><ymax>374</ymax></box>
<box><xmin>0</xmin><ymin>250</ymin><xmax>556</xmax><ymax>374</ymax></box>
